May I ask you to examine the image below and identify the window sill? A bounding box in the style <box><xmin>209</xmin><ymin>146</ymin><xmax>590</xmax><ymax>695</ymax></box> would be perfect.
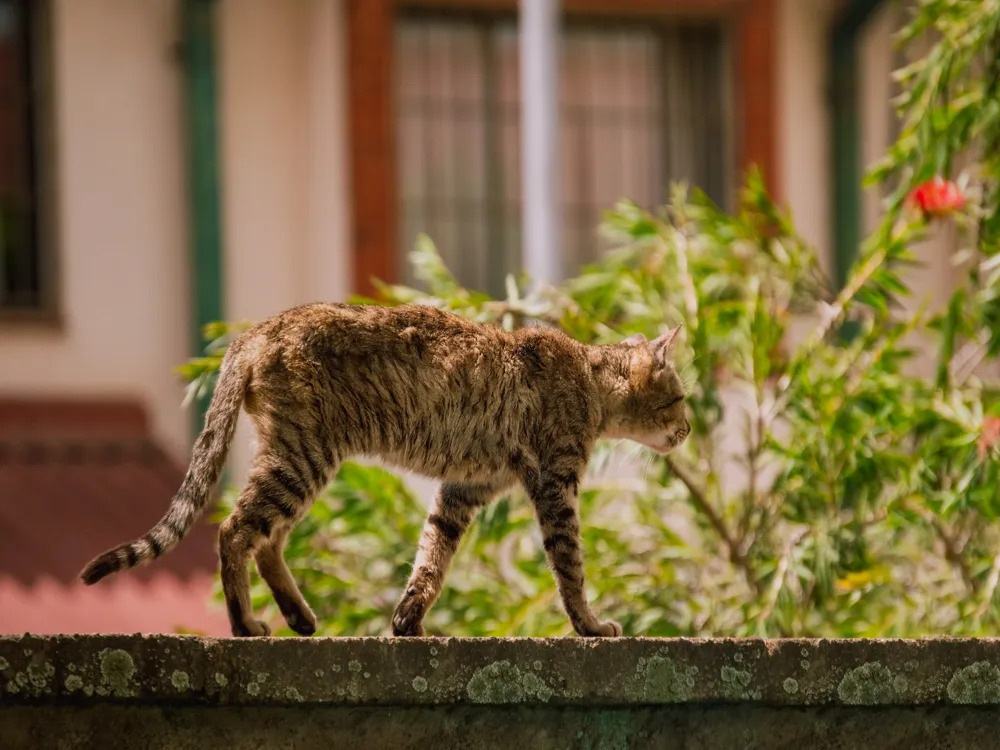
<box><xmin>0</xmin><ymin>307</ymin><xmax>64</xmax><ymax>331</ymax></box>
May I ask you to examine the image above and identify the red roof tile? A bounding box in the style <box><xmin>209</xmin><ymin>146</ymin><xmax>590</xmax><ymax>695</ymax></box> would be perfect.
<box><xmin>0</xmin><ymin>398</ymin><xmax>228</xmax><ymax>635</ymax></box>
<box><xmin>0</xmin><ymin>437</ymin><xmax>219</xmax><ymax>585</ymax></box>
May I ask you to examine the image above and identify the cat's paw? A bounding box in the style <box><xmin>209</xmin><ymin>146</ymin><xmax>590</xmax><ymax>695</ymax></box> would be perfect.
<box><xmin>392</xmin><ymin>587</ymin><xmax>427</xmax><ymax>636</ymax></box>
<box><xmin>232</xmin><ymin>619</ymin><xmax>272</xmax><ymax>637</ymax></box>
<box><xmin>285</xmin><ymin>609</ymin><xmax>317</xmax><ymax>636</ymax></box>
<box><xmin>597</xmin><ymin>619</ymin><xmax>623</xmax><ymax>637</ymax></box>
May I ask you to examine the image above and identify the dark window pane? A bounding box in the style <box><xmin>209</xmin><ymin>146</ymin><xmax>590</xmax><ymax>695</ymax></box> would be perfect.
<box><xmin>395</xmin><ymin>10</ymin><xmax>728</xmax><ymax>294</ymax></box>
<box><xmin>0</xmin><ymin>0</ymin><xmax>41</xmax><ymax>311</ymax></box>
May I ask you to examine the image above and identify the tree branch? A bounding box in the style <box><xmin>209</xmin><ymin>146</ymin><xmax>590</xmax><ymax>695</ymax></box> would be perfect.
<box><xmin>664</xmin><ymin>456</ymin><xmax>760</xmax><ymax>593</ymax></box>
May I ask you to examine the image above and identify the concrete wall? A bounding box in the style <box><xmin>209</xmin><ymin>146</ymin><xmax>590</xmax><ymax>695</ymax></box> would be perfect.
<box><xmin>5</xmin><ymin>633</ymin><xmax>1000</xmax><ymax>748</ymax></box>
<box><xmin>0</xmin><ymin>0</ymin><xmax>190</xmax><ymax>461</ymax></box>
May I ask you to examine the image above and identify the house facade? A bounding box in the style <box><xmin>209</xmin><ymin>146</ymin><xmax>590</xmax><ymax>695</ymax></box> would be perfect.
<box><xmin>0</xmin><ymin>0</ymin><xmax>949</xmax><ymax>635</ymax></box>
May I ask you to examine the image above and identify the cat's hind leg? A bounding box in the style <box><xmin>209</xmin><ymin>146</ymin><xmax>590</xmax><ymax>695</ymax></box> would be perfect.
<box><xmin>392</xmin><ymin>482</ymin><xmax>500</xmax><ymax>636</ymax></box>
<box><xmin>219</xmin><ymin>455</ymin><xmax>323</xmax><ymax>637</ymax></box>
<box><xmin>254</xmin><ymin>524</ymin><xmax>317</xmax><ymax>635</ymax></box>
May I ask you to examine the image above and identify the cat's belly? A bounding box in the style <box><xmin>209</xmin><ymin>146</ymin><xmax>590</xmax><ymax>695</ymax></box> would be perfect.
<box><xmin>380</xmin><ymin>445</ymin><xmax>516</xmax><ymax>487</ymax></box>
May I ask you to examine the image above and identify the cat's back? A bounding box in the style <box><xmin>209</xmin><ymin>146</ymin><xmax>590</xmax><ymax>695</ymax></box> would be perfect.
<box><xmin>243</xmin><ymin>302</ymin><xmax>513</xmax><ymax>386</ymax></box>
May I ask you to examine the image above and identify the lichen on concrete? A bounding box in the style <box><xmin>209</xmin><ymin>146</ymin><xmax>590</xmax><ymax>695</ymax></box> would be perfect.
<box><xmin>64</xmin><ymin>675</ymin><xmax>84</xmax><ymax>693</ymax></box>
<box><xmin>215</xmin><ymin>673</ymin><xmax>228</xmax><ymax>687</ymax></box>
<box><xmin>412</xmin><ymin>677</ymin><xmax>428</xmax><ymax>693</ymax></box>
<box><xmin>640</xmin><ymin>655</ymin><xmax>697</xmax><ymax>702</ymax></box>
<box><xmin>98</xmin><ymin>649</ymin><xmax>136</xmax><ymax>698</ymax></box>
<box><xmin>837</xmin><ymin>662</ymin><xmax>908</xmax><ymax>705</ymax></box>
<box><xmin>170</xmin><ymin>671</ymin><xmax>190</xmax><ymax>691</ymax></box>
<box><xmin>27</xmin><ymin>662</ymin><xmax>55</xmax><ymax>692</ymax></box>
<box><xmin>722</xmin><ymin>666</ymin><xmax>760</xmax><ymax>700</ymax></box>
<box><xmin>0</xmin><ymin>657</ymin><xmax>8</xmax><ymax>671</ymax></box>
<box><xmin>465</xmin><ymin>660</ymin><xmax>556</xmax><ymax>704</ymax></box>
<box><xmin>467</xmin><ymin>661</ymin><xmax>524</xmax><ymax>704</ymax></box>
<box><xmin>783</xmin><ymin>678</ymin><xmax>799</xmax><ymax>695</ymax></box>
<box><xmin>947</xmin><ymin>662</ymin><xmax>1000</xmax><ymax>705</ymax></box>
<box><xmin>285</xmin><ymin>687</ymin><xmax>304</xmax><ymax>702</ymax></box>
<box><xmin>521</xmin><ymin>672</ymin><xmax>554</xmax><ymax>702</ymax></box>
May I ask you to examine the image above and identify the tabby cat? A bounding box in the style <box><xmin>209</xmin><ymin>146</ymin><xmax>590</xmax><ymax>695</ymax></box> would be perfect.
<box><xmin>80</xmin><ymin>303</ymin><xmax>689</xmax><ymax>638</ymax></box>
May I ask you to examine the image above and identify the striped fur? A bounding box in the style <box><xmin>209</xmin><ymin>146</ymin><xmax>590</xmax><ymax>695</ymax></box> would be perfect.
<box><xmin>79</xmin><ymin>303</ymin><xmax>689</xmax><ymax>638</ymax></box>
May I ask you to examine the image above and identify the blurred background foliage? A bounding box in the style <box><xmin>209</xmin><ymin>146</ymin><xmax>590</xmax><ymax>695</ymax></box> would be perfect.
<box><xmin>180</xmin><ymin>0</ymin><xmax>1000</xmax><ymax>638</ymax></box>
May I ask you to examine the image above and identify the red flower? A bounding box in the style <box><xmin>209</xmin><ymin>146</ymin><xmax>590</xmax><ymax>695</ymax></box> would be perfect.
<box><xmin>908</xmin><ymin>177</ymin><xmax>966</xmax><ymax>218</ymax></box>
<box><xmin>978</xmin><ymin>416</ymin><xmax>1000</xmax><ymax>462</ymax></box>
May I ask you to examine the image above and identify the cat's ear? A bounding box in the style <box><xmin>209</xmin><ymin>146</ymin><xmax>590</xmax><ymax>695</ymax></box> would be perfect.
<box><xmin>621</xmin><ymin>332</ymin><xmax>647</xmax><ymax>346</ymax></box>
<box><xmin>651</xmin><ymin>324</ymin><xmax>682</xmax><ymax>366</ymax></box>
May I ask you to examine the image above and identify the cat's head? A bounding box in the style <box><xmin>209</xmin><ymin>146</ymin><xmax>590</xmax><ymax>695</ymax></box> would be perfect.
<box><xmin>607</xmin><ymin>326</ymin><xmax>690</xmax><ymax>454</ymax></box>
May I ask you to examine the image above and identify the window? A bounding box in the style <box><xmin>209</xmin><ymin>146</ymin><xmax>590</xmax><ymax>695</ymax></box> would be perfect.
<box><xmin>396</xmin><ymin>9</ymin><xmax>731</xmax><ymax>297</ymax></box>
<box><xmin>0</xmin><ymin>0</ymin><xmax>50</xmax><ymax>315</ymax></box>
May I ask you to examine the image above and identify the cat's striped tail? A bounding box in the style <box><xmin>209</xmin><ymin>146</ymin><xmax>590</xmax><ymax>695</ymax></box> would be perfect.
<box><xmin>79</xmin><ymin>343</ymin><xmax>250</xmax><ymax>585</ymax></box>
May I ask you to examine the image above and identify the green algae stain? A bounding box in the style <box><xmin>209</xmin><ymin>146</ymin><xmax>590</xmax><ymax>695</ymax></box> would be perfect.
<box><xmin>947</xmin><ymin>662</ymin><xmax>1000</xmax><ymax>705</ymax></box>
<box><xmin>837</xmin><ymin>662</ymin><xmax>907</xmax><ymax>705</ymax></box>
<box><xmin>98</xmin><ymin>649</ymin><xmax>137</xmax><ymax>698</ymax></box>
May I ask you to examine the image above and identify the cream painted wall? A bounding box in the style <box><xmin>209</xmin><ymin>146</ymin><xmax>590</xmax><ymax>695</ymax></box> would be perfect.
<box><xmin>0</xmin><ymin>0</ymin><xmax>191</xmax><ymax>462</ymax></box>
<box><xmin>777</xmin><ymin>0</ymin><xmax>834</xmax><ymax>275</ymax></box>
<box><xmin>218</xmin><ymin>0</ymin><xmax>352</xmax><ymax>482</ymax></box>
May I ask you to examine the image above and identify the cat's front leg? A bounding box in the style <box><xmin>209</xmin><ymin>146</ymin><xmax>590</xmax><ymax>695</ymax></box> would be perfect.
<box><xmin>526</xmin><ymin>466</ymin><xmax>622</xmax><ymax>638</ymax></box>
<box><xmin>392</xmin><ymin>482</ymin><xmax>499</xmax><ymax>636</ymax></box>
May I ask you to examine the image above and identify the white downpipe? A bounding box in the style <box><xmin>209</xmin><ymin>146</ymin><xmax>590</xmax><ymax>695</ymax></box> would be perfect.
<box><xmin>519</xmin><ymin>0</ymin><xmax>561</xmax><ymax>287</ymax></box>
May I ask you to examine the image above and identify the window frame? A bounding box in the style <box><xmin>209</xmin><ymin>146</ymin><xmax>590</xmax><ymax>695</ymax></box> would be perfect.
<box><xmin>0</xmin><ymin>0</ymin><xmax>60</xmax><ymax>325</ymax></box>
<box><xmin>348</xmin><ymin>0</ymin><xmax>776</xmax><ymax>296</ymax></box>
<box><xmin>394</xmin><ymin>6</ymin><xmax>735</xmax><ymax>294</ymax></box>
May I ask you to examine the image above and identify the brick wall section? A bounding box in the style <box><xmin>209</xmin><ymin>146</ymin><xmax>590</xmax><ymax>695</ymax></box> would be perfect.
<box><xmin>347</xmin><ymin>0</ymin><xmax>779</xmax><ymax>292</ymax></box>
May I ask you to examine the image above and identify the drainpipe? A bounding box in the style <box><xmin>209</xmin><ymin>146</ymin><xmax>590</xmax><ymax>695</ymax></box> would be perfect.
<box><xmin>181</xmin><ymin>0</ymin><xmax>225</xmax><ymax>441</ymax></box>
<box><xmin>830</xmin><ymin>0</ymin><xmax>887</xmax><ymax>290</ymax></box>
<box><xmin>520</xmin><ymin>0</ymin><xmax>561</xmax><ymax>288</ymax></box>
